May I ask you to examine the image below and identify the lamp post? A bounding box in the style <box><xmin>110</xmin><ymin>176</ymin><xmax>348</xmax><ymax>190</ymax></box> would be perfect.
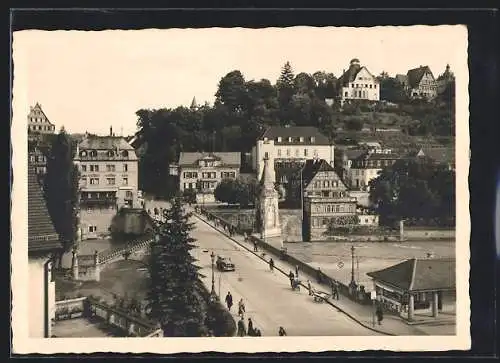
<box><xmin>350</xmin><ymin>245</ymin><xmax>356</xmax><ymax>285</ymax></box>
<box><xmin>210</xmin><ymin>251</ymin><xmax>216</xmax><ymax>299</ymax></box>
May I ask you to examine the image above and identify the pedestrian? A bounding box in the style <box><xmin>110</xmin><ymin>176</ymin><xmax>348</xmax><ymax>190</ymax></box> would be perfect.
<box><xmin>307</xmin><ymin>280</ymin><xmax>312</xmax><ymax>296</ymax></box>
<box><xmin>269</xmin><ymin>258</ymin><xmax>274</xmax><ymax>272</ymax></box>
<box><xmin>238</xmin><ymin>298</ymin><xmax>246</xmax><ymax>318</ymax></box>
<box><xmin>237</xmin><ymin>317</ymin><xmax>246</xmax><ymax>337</ymax></box>
<box><xmin>376</xmin><ymin>305</ymin><xmax>384</xmax><ymax>325</ymax></box>
<box><xmin>247</xmin><ymin>318</ymin><xmax>254</xmax><ymax>336</ymax></box>
<box><xmin>255</xmin><ymin>328</ymin><xmax>262</xmax><ymax>336</ymax></box>
<box><xmin>278</xmin><ymin>326</ymin><xmax>287</xmax><ymax>336</ymax></box>
<box><xmin>253</xmin><ymin>240</ymin><xmax>258</xmax><ymax>252</ymax></box>
<box><xmin>288</xmin><ymin>271</ymin><xmax>295</xmax><ymax>288</ymax></box>
<box><xmin>295</xmin><ymin>265</ymin><xmax>299</xmax><ymax>278</ymax></box>
<box><xmin>225</xmin><ymin>292</ymin><xmax>233</xmax><ymax>311</ymax></box>
<box><xmin>316</xmin><ymin>268</ymin><xmax>323</xmax><ymax>284</ymax></box>
<box><xmin>334</xmin><ymin>284</ymin><xmax>340</xmax><ymax>300</ymax></box>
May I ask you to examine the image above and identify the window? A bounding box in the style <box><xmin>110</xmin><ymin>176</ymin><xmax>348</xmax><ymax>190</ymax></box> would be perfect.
<box><xmin>286</xmin><ymin>149</ymin><xmax>291</xmax><ymax>156</ymax></box>
<box><xmin>81</xmin><ymin>165</ymin><xmax>87</xmax><ymax>172</ymax></box>
<box><xmin>304</xmin><ymin>149</ymin><xmax>308</xmax><ymax>157</ymax></box>
<box><xmin>88</xmin><ymin>225</ymin><xmax>97</xmax><ymax>233</ymax></box>
<box><xmin>277</xmin><ymin>137</ymin><xmax>282</xmax><ymax>142</ymax></box>
<box><xmin>345</xmin><ymin>91</ymin><xmax>348</xmax><ymax>97</ymax></box>
<box><xmin>123</xmin><ymin>164</ymin><xmax>128</xmax><ymax>172</ymax></box>
<box><xmin>122</xmin><ymin>177</ymin><xmax>129</xmax><ymax>186</ymax></box>
<box><xmin>277</xmin><ymin>149</ymin><xmax>281</xmax><ymax>157</ymax></box>
<box><xmin>81</xmin><ymin>177</ymin><xmax>87</xmax><ymax>185</ymax></box>
<box><xmin>126</xmin><ymin>191</ymin><xmax>133</xmax><ymax>198</ymax></box>
<box><xmin>374</xmin><ymin>84</ymin><xmax>377</xmax><ymax>89</ymax></box>
<box><xmin>107</xmin><ymin>177</ymin><xmax>115</xmax><ymax>185</ymax></box>
<box><xmin>310</xmin><ymin>137</ymin><xmax>315</xmax><ymax>143</ymax></box>
<box><xmin>313</xmin><ymin>149</ymin><xmax>318</xmax><ymax>156</ymax></box>
<box><xmin>90</xmin><ymin>178</ymin><xmax>99</xmax><ymax>185</ymax></box>
<box><xmin>90</xmin><ymin>165</ymin><xmax>99</xmax><ymax>172</ymax></box>
<box><xmin>323</xmin><ymin>181</ymin><xmax>329</xmax><ymax>187</ymax></box>
<box><xmin>295</xmin><ymin>149</ymin><xmax>300</xmax><ymax>157</ymax></box>
<box><xmin>351</xmin><ymin>84</ymin><xmax>354</xmax><ymax>88</ymax></box>
<box><xmin>264</xmin><ymin>152</ymin><xmax>269</xmax><ymax>159</ymax></box>
<box><xmin>288</xmin><ymin>137</ymin><xmax>292</xmax><ymax>142</ymax></box>
<box><xmin>299</xmin><ymin>137</ymin><xmax>304</xmax><ymax>143</ymax></box>
<box><xmin>106</xmin><ymin>164</ymin><xmax>116</xmax><ymax>172</ymax></box>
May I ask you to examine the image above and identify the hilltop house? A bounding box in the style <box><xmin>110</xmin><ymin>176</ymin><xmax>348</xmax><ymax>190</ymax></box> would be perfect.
<box><xmin>337</xmin><ymin>58</ymin><xmax>380</xmax><ymax>105</ymax></box>
<box><xmin>177</xmin><ymin>152</ymin><xmax>241</xmax><ymax>204</ymax></box>
<box><xmin>405</xmin><ymin>66</ymin><xmax>438</xmax><ymax>100</ymax></box>
<box><xmin>28</xmin><ymin>162</ymin><xmax>62</xmax><ymax>337</ymax></box>
<box><xmin>411</xmin><ymin>146</ymin><xmax>455</xmax><ymax>171</ymax></box>
<box><xmin>437</xmin><ymin>64</ymin><xmax>455</xmax><ymax>94</ymax></box>
<box><xmin>251</xmin><ymin>126</ymin><xmax>334</xmax><ymax>194</ymax></box>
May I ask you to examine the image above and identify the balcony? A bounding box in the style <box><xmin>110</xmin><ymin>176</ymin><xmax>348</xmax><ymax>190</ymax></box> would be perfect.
<box><xmin>80</xmin><ymin>196</ymin><xmax>118</xmax><ymax>206</ymax></box>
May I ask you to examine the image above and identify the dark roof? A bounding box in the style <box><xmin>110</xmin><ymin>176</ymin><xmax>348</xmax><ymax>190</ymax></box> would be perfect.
<box><xmin>338</xmin><ymin>64</ymin><xmax>362</xmax><ymax>86</ymax></box>
<box><xmin>343</xmin><ymin>149</ymin><xmax>366</xmax><ymax>160</ymax></box>
<box><xmin>301</xmin><ymin>159</ymin><xmax>346</xmax><ymax>189</ymax></box>
<box><xmin>367</xmin><ymin>258</ymin><xmax>455</xmax><ymax>292</ymax></box>
<box><xmin>79</xmin><ymin>135</ymin><xmax>135</xmax><ymax>151</ymax></box>
<box><xmin>260</xmin><ymin>126</ymin><xmax>330</xmax><ymax>145</ymax></box>
<box><xmin>406</xmin><ymin>66</ymin><xmax>435</xmax><ymax>89</ymax></box>
<box><xmin>28</xmin><ymin>163</ymin><xmax>62</xmax><ymax>254</ymax></box>
<box><xmin>418</xmin><ymin>147</ymin><xmax>455</xmax><ymax>166</ymax></box>
<box><xmin>178</xmin><ymin>152</ymin><xmax>241</xmax><ymax>167</ymax></box>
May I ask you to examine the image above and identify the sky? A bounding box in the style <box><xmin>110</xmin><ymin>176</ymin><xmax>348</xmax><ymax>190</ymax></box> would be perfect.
<box><xmin>13</xmin><ymin>25</ymin><xmax>466</xmax><ymax>136</ymax></box>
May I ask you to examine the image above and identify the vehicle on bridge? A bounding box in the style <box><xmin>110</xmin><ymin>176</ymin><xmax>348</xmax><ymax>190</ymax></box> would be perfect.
<box><xmin>216</xmin><ymin>256</ymin><xmax>235</xmax><ymax>271</ymax></box>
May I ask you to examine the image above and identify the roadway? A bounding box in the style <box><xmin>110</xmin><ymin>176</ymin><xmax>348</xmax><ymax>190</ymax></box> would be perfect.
<box><xmin>190</xmin><ymin>215</ymin><xmax>381</xmax><ymax>337</ymax></box>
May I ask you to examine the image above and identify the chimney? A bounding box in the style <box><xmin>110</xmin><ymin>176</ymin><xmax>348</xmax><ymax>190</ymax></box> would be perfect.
<box><xmin>110</xmin><ymin>126</ymin><xmax>113</xmax><ymax>136</ymax></box>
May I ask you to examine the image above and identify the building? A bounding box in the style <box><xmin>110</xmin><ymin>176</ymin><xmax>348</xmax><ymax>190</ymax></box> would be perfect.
<box><xmin>437</xmin><ymin>64</ymin><xmax>455</xmax><ymax>94</ymax></box>
<box><xmin>178</xmin><ymin>152</ymin><xmax>241</xmax><ymax>204</ymax></box>
<box><xmin>411</xmin><ymin>146</ymin><xmax>455</xmax><ymax>171</ymax></box>
<box><xmin>367</xmin><ymin>258</ymin><xmax>456</xmax><ymax>321</ymax></box>
<box><xmin>74</xmin><ymin>129</ymin><xmax>139</xmax><ymax>240</ymax></box>
<box><xmin>297</xmin><ymin>159</ymin><xmax>358</xmax><ymax>241</ymax></box>
<box><xmin>27</xmin><ymin>102</ymin><xmax>56</xmax><ymax>135</ymax></box>
<box><xmin>28</xmin><ymin>162</ymin><xmax>62</xmax><ymax>337</ymax></box>
<box><xmin>251</xmin><ymin>126</ymin><xmax>334</xmax><ymax>191</ymax></box>
<box><xmin>337</xmin><ymin>58</ymin><xmax>380</xmax><ymax>105</ymax></box>
<box><xmin>343</xmin><ymin>149</ymin><xmax>401</xmax><ymax>191</ymax></box>
<box><xmin>405</xmin><ymin>66</ymin><xmax>438</xmax><ymax>100</ymax></box>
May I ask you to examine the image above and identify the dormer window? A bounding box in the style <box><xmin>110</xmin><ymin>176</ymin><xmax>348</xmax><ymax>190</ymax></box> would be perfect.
<box><xmin>288</xmin><ymin>137</ymin><xmax>292</xmax><ymax>142</ymax></box>
<box><xmin>108</xmin><ymin>150</ymin><xmax>115</xmax><ymax>157</ymax></box>
<box><xmin>80</xmin><ymin>151</ymin><xmax>87</xmax><ymax>157</ymax></box>
<box><xmin>89</xmin><ymin>150</ymin><xmax>97</xmax><ymax>157</ymax></box>
<box><xmin>263</xmin><ymin>137</ymin><xmax>268</xmax><ymax>142</ymax></box>
<box><xmin>310</xmin><ymin>136</ymin><xmax>315</xmax><ymax>143</ymax></box>
<box><xmin>121</xmin><ymin>150</ymin><xmax>129</xmax><ymax>157</ymax></box>
<box><xmin>277</xmin><ymin>137</ymin><xmax>282</xmax><ymax>142</ymax></box>
<box><xmin>299</xmin><ymin>137</ymin><xmax>304</xmax><ymax>143</ymax></box>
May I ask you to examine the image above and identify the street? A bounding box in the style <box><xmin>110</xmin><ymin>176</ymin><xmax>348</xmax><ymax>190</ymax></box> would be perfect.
<box><xmin>190</xmin><ymin>215</ymin><xmax>381</xmax><ymax>336</ymax></box>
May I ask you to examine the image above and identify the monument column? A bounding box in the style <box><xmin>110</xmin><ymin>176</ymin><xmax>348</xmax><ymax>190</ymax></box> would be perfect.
<box><xmin>258</xmin><ymin>155</ymin><xmax>282</xmax><ymax>247</ymax></box>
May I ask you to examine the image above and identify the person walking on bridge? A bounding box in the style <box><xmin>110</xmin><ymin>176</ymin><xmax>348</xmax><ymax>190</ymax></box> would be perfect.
<box><xmin>237</xmin><ymin>317</ymin><xmax>246</xmax><ymax>337</ymax></box>
<box><xmin>225</xmin><ymin>291</ymin><xmax>233</xmax><ymax>312</ymax></box>
<box><xmin>269</xmin><ymin>258</ymin><xmax>274</xmax><ymax>272</ymax></box>
<box><xmin>238</xmin><ymin>298</ymin><xmax>246</xmax><ymax>318</ymax></box>
<box><xmin>278</xmin><ymin>326</ymin><xmax>287</xmax><ymax>336</ymax></box>
<box><xmin>288</xmin><ymin>271</ymin><xmax>295</xmax><ymax>288</ymax></box>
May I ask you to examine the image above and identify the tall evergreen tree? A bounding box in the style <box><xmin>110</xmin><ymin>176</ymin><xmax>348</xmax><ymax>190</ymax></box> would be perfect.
<box><xmin>43</xmin><ymin>128</ymin><xmax>80</xmax><ymax>267</ymax></box>
<box><xmin>277</xmin><ymin>61</ymin><xmax>296</xmax><ymax>125</ymax></box>
<box><xmin>146</xmin><ymin>197</ymin><xmax>206</xmax><ymax>336</ymax></box>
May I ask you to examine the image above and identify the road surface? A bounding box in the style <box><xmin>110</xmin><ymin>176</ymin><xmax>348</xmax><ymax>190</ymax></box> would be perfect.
<box><xmin>190</xmin><ymin>215</ymin><xmax>381</xmax><ymax>336</ymax></box>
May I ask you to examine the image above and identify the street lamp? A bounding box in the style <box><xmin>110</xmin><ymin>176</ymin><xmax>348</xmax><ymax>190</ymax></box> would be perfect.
<box><xmin>210</xmin><ymin>251</ymin><xmax>216</xmax><ymax>299</ymax></box>
<box><xmin>350</xmin><ymin>245</ymin><xmax>356</xmax><ymax>285</ymax></box>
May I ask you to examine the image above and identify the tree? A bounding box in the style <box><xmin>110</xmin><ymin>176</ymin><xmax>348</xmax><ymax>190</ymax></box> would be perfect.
<box><xmin>146</xmin><ymin>197</ymin><xmax>206</xmax><ymax>336</ymax></box>
<box><xmin>345</xmin><ymin>118</ymin><xmax>364</xmax><ymax>131</ymax></box>
<box><xmin>369</xmin><ymin>158</ymin><xmax>455</xmax><ymax>226</ymax></box>
<box><xmin>277</xmin><ymin>61</ymin><xmax>296</xmax><ymax>125</ymax></box>
<box><xmin>214</xmin><ymin>179</ymin><xmax>257</xmax><ymax>206</ymax></box>
<box><xmin>379</xmin><ymin>77</ymin><xmax>408</xmax><ymax>104</ymax></box>
<box><xmin>44</xmin><ymin>128</ymin><xmax>80</xmax><ymax>268</ymax></box>
<box><xmin>215</xmin><ymin>70</ymin><xmax>247</xmax><ymax>114</ymax></box>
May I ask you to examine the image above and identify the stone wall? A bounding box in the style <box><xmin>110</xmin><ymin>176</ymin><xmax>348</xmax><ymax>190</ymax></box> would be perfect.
<box><xmin>80</xmin><ymin>206</ymin><xmax>116</xmax><ymax>240</ymax></box>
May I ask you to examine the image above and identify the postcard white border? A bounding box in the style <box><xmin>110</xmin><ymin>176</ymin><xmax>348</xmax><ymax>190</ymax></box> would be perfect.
<box><xmin>11</xmin><ymin>25</ymin><xmax>470</xmax><ymax>354</ymax></box>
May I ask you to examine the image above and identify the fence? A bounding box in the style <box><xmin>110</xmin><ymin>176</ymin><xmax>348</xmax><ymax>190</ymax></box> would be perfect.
<box><xmin>54</xmin><ymin>296</ymin><xmax>163</xmax><ymax>337</ymax></box>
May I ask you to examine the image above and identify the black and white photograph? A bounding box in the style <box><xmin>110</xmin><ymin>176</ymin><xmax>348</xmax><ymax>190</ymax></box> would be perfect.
<box><xmin>11</xmin><ymin>23</ymin><xmax>470</xmax><ymax>353</ymax></box>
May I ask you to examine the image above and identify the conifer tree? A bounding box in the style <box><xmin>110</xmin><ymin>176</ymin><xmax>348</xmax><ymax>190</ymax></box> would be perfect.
<box><xmin>146</xmin><ymin>197</ymin><xmax>206</xmax><ymax>336</ymax></box>
<box><xmin>277</xmin><ymin>61</ymin><xmax>296</xmax><ymax>125</ymax></box>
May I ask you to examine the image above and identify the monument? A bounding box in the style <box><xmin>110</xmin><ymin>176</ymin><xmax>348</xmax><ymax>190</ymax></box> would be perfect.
<box><xmin>256</xmin><ymin>155</ymin><xmax>282</xmax><ymax>248</ymax></box>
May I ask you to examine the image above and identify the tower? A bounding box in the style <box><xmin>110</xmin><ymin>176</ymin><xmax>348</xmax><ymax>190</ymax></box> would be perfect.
<box><xmin>190</xmin><ymin>97</ymin><xmax>198</xmax><ymax>110</ymax></box>
<box><xmin>257</xmin><ymin>155</ymin><xmax>282</xmax><ymax>241</ymax></box>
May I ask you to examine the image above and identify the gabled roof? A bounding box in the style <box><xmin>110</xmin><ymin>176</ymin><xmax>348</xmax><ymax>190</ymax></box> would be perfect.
<box><xmin>178</xmin><ymin>152</ymin><xmax>241</xmax><ymax>167</ymax></box>
<box><xmin>417</xmin><ymin>147</ymin><xmax>455</xmax><ymax>166</ymax></box>
<box><xmin>406</xmin><ymin>66</ymin><xmax>435</xmax><ymax>89</ymax></box>
<box><xmin>343</xmin><ymin>149</ymin><xmax>366</xmax><ymax>161</ymax></box>
<box><xmin>300</xmin><ymin>159</ymin><xmax>346</xmax><ymax>189</ymax></box>
<box><xmin>78</xmin><ymin>135</ymin><xmax>135</xmax><ymax>151</ymax></box>
<box><xmin>28</xmin><ymin>163</ymin><xmax>62</xmax><ymax>254</ymax></box>
<box><xmin>367</xmin><ymin>258</ymin><xmax>455</xmax><ymax>292</ymax></box>
<box><xmin>338</xmin><ymin>65</ymin><xmax>377</xmax><ymax>87</ymax></box>
<box><xmin>28</xmin><ymin>103</ymin><xmax>54</xmax><ymax>126</ymax></box>
<box><xmin>260</xmin><ymin>126</ymin><xmax>330</xmax><ymax>145</ymax></box>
